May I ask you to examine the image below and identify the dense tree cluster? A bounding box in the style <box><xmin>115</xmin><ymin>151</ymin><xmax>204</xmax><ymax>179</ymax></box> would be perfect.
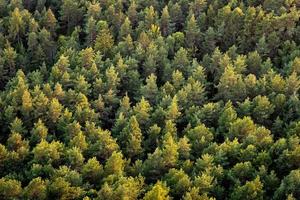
<box><xmin>0</xmin><ymin>0</ymin><xmax>300</xmax><ymax>199</ymax></box>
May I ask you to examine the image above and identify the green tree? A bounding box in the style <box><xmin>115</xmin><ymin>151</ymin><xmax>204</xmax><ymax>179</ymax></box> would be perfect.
<box><xmin>120</xmin><ymin>116</ymin><xmax>143</xmax><ymax>159</ymax></box>
<box><xmin>98</xmin><ymin>176</ymin><xmax>144</xmax><ymax>200</ymax></box>
<box><xmin>166</xmin><ymin>95</ymin><xmax>181</xmax><ymax>122</ymax></box>
<box><xmin>274</xmin><ymin>169</ymin><xmax>300</xmax><ymax>200</ymax></box>
<box><xmin>252</xmin><ymin>95</ymin><xmax>274</xmax><ymax>122</ymax></box>
<box><xmin>183</xmin><ymin>187</ymin><xmax>215</xmax><ymax>200</ymax></box>
<box><xmin>140</xmin><ymin>74</ymin><xmax>159</xmax><ymax>105</ymax></box>
<box><xmin>23</xmin><ymin>177</ymin><xmax>47</xmax><ymax>200</ymax></box>
<box><xmin>162</xmin><ymin>132</ymin><xmax>179</xmax><ymax>168</ymax></box>
<box><xmin>82</xmin><ymin>157</ymin><xmax>103</xmax><ymax>185</ymax></box>
<box><xmin>21</xmin><ymin>89</ymin><xmax>33</xmax><ymax>116</ymax></box>
<box><xmin>94</xmin><ymin>21</ymin><xmax>114</xmax><ymax>56</ymax></box>
<box><xmin>66</xmin><ymin>147</ymin><xmax>84</xmax><ymax>169</ymax></box>
<box><xmin>230</xmin><ymin>177</ymin><xmax>264</xmax><ymax>200</ymax></box>
<box><xmin>164</xmin><ymin>168</ymin><xmax>191</xmax><ymax>198</ymax></box>
<box><xmin>85</xmin><ymin>17</ymin><xmax>97</xmax><ymax>46</ymax></box>
<box><xmin>246</xmin><ymin>51</ymin><xmax>262</xmax><ymax>76</ymax></box>
<box><xmin>0</xmin><ymin>178</ymin><xmax>22</xmax><ymax>199</ymax></box>
<box><xmin>144</xmin><ymin>6</ymin><xmax>158</xmax><ymax>29</ymax></box>
<box><xmin>47</xmin><ymin>177</ymin><xmax>83</xmax><ymax>199</ymax></box>
<box><xmin>43</xmin><ymin>8</ymin><xmax>57</xmax><ymax>37</ymax></box>
<box><xmin>2</xmin><ymin>44</ymin><xmax>17</xmax><ymax>80</ymax></box>
<box><xmin>161</xmin><ymin>6</ymin><xmax>170</xmax><ymax>36</ymax></box>
<box><xmin>104</xmin><ymin>151</ymin><xmax>125</xmax><ymax>177</ymax></box>
<box><xmin>127</xmin><ymin>0</ymin><xmax>138</xmax><ymax>27</ymax></box>
<box><xmin>218</xmin><ymin>101</ymin><xmax>237</xmax><ymax>133</ymax></box>
<box><xmin>143</xmin><ymin>181</ymin><xmax>170</xmax><ymax>200</ymax></box>
<box><xmin>119</xmin><ymin>17</ymin><xmax>132</xmax><ymax>40</ymax></box>
<box><xmin>187</xmin><ymin>124</ymin><xmax>214</xmax><ymax>155</ymax></box>
<box><xmin>185</xmin><ymin>14</ymin><xmax>199</xmax><ymax>49</ymax></box>
<box><xmin>217</xmin><ymin>65</ymin><xmax>246</xmax><ymax>102</ymax></box>
<box><xmin>229</xmin><ymin>117</ymin><xmax>256</xmax><ymax>141</ymax></box>
<box><xmin>173</xmin><ymin>48</ymin><xmax>190</xmax><ymax>76</ymax></box>
<box><xmin>60</xmin><ymin>0</ymin><xmax>83</xmax><ymax>34</ymax></box>
<box><xmin>48</xmin><ymin>98</ymin><xmax>63</xmax><ymax>123</ymax></box>
<box><xmin>9</xmin><ymin>8</ymin><xmax>24</xmax><ymax>42</ymax></box>
<box><xmin>33</xmin><ymin>140</ymin><xmax>64</xmax><ymax>164</ymax></box>
<box><xmin>133</xmin><ymin>97</ymin><xmax>152</xmax><ymax>128</ymax></box>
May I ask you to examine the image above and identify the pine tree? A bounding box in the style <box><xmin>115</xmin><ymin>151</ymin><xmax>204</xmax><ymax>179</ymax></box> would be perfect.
<box><xmin>94</xmin><ymin>21</ymin><xmax>114</xmax><ymax>56</ymax></box>
<box><xmin>173</xmin><ymin>48</ymin><xmax>190</xmax><ymax>76</ymax></box>
<box><xmin>121</xmin><ymin>116</ymin><xmax>143</xmax><ymax>159</ymax></box>
<box><xmin>31</xmin><ymin>119</ymin><xmax>48</xmax><ymax>143</ymax></box>
<box><xmin>274</xmin><ymin>170</ymin><xmax>300</xmax><ymax>200</ymax></box>
<box><xmin>166</xmin><ymin>96</ymin><xmax>181</xmax><ymax>122</ymax></box>
<box><xmin>185</xmin><ymin>14</ymin><xmax>199</xmax><ymax>49</ymax></box>
<box><xmin>229</xmin><ymin>117</ymin><xmax>256</xmax><ymax>141</ymax></box>
<box><xmin>21</xmin><ymin>89</ymin><xmax>33</xmax><ymax>116</ymax></box>
<box><xmin>252</xmin><ymin>95</ymin><xmax>274</xmax><ymax>122</ymax></box>
<box><xmin>183</xmin><ymin>187</ymin><xmax>215</xmax><ymax>200</ymax></box>
<box><xmin>82</xmin><ymin>157</ymin><xmax>103</xmax><ymax>185</ymax></box>
<box><xmin>48</xmin><ymin>98</ymin><xmax>63</xmax><ymax>123</ymax></box>
<box><xmin>43</xmin><ymin>8</ymin><xmax>57</xmax><ymax>37</ymax></box>
<box><xmin>164</xmin><ymin>168</ymin><xmax>191</xmax><ymax>198</ymax></box>
<box><xmin>140</xmin><ymin>74</ymin><xmax>159</xmax><ymax>105</ymax></box>
<box><xmin>172</xmin><ymin>70</ymin><xmax>185</xmax><ymax>90</ymax></box>
<box><xmin>0</xmin><ymin>178</ymin><xmax>22</xmax><ymax>199</ymax></box>
<box><xmin>105</xmin><ymin>66</ymin><xmax>120</xmax><ymax>91</ymax></box>
<box><xmin>85</xmin><ymin>17</ymin><xmax>97</xmax><ymax>46</ymax></box>
<box><xmin>119</xmin><ymin>17</ymin><xmax>132</xmax><ymax>40</ymax></box>
<box><xmin>23</xmin><ymin>177</ymin><xmax>47</xmax><ymax>200</ymax></box>
<box><xmin>217</xmin><ymin>65</ymin><xmax>246</xmax><ymax>102</ymax></box>
<box><xmin>86</xmin><ymin>1</ymin><xmax>101</xmax><ymax>20</ymax></box>
<box><xmin>59</xmin><ymin>0</ymin><xmax>83</xmax><ymax>34</ymax></box>
<box><xmin>104</xmin><ymin>151</ymin><xmax>125</xmax><ymax>176</ymax></box>
<box><xmin>231</xmin><ymin>176</ymin><xmax>264</xmax><ymax>200</ymax></box>
<box><xmin>127</xmin><ymin>1</ymin><xmax>138</xmax><ymax>27</ymax></box>
<box><xmin>169</xmin><ymin>3</ymin><xmax>184</xmax><ymax>31</ymax></box>
<box><xmin>162</xmin><ymin>132</ymin><xmax>178</xmax><ymax>168</ymax></box>
<box><xmin>144</xmin><ymin>6</ymin><xmax>157</xmax><ymax>29</ymax></box>
<box><xmin>218</xmin><ymin>101</ymin><xmax>237</xmax><ymax>133</ymax></box>
<box><xmin>187</xmin><ymin>124</ymin><xmax>214</xmax><ymax>154</ymax></box>
<box><xmin>190</xmin><ymin>0</ymin><xmax>207</xmax><ymax>18</ymax></box>
<box><xmin>161</xmin><ymin>6</ymin><xmax>170</xmax><ymax>36</ymax></box>
<box><xmin>33</xmin><ymin>140</ymin><xmax>64</xmax><ymax>164</ymax></box>
<box><xmin>70</xmin><ymin>131</ymin><xmax>88</xmax><ymax>151</ymax></box>
<box><xmin>133</xmin><ymin>97</ymin><xmax>152</xmax><ymax>128</ymax></box>
<box><xmin>246</xmin><ymin>51</ymin><xmax>262</xmax><ymax>76</ymax></box>
<box><xmin>143</xmin><ymin>181</ymin><xmax>170</xmax><ymax>200</ymax></box>
<box><xmin>9</xmin><ymin>8</ymin><xmax>24</xmax><ymax>42</ymax></box>
<box><xmin>2</xmin><ymin>44</ymin><xmax>17</xmax><ymax>79</ymax></box>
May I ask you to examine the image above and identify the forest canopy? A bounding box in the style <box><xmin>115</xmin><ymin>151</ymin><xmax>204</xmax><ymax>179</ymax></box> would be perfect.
<box><xmin>0</xmin><ymin>0</ymin><xmax>300</xmax><ymax>199</ymax></box>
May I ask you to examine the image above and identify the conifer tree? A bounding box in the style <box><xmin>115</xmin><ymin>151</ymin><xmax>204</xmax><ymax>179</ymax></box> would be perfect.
<box><xmin>94</xmin><ymin>21</ymin><xmax>114</xmax><ymax>56</ymax></box>
<box><xmin>48</xmin><ymin>98</ymin><xmax>63</xmax><ymax>123</ymax></box>
<box><xmin>185</xmin><ymin>14</ymin><xmax>199</xmax><ymax>49</ymax></box>
<box><xmin>161</xmin><ymin>6</ymin><xmax>171</xmax><ymax>36</ymax></box>
<box><xmin>217</xmin><ymin>65</ymin><xmax>246</xmax><ymax>102</ymax></box>
<box><xmin>140</xmin><ymin>74</ymin><xmax>159</xmax><ymax>105</ymax></box>
<box><xmin>121</xmin><ymin>116</ymin><xmax>143</xmax><ymax>159</ymax></box>
<box><xmin>143</xmin><ymin>181</ymin><xmax>170</xmax><ymax>200</ymax></box>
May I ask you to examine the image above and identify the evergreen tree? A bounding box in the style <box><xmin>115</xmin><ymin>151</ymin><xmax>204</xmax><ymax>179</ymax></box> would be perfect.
<box><xmin>217</xmin><ymin>65</ymin><xmax>246</xmax><ymax>102</ymax></box>
<box><xmin>121</xmin><ymin>116</ymin><xmax>143</xmax><ymax>159</ymax></box>
<box><xmin>161</xmin><ymin>6</ymin><xmax>171</xmax><ymax>36</ymax></box>
<box><xmin>60</xmin><ymin>0</ymin><xmax>83</xmax><ymax>34</ymax></box>
<box><xmin>143</xmin><ymin>181</ymin><xmax>171</xmax><ymax>200</ymax></box>
<box><xmin>185</xmin><ymin>14</ymin><xmax>199</xmax><ymax>49</ymax></box>
<box><xmin>140</xmin><ymin>74</ymin><xmax>159</xmax><ymax>105</ymax></box>
<box><xmin>94</xmin><ymin>21</ymin><xmax>114</xmax><ymax>56</ymax></box>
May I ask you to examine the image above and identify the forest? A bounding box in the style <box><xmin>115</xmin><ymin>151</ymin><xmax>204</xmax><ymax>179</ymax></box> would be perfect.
<box><xmin>0</xmin><ymin>0</ymin><xmax>300</xmax><ymax>199</ymax></box>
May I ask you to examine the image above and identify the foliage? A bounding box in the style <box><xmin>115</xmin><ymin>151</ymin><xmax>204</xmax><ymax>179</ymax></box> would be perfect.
<box><xmin>0</xmin><ymin>0</ymin><xmax>299</xmax><ymax>199</ymax></box>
